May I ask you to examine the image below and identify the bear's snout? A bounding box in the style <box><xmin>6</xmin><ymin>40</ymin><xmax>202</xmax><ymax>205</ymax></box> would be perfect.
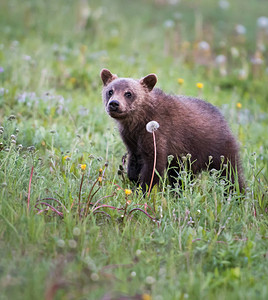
<box><xmin>108</xmin><ymin>100</ymin><xmax>120</xmax><ymax>111</ymax></box>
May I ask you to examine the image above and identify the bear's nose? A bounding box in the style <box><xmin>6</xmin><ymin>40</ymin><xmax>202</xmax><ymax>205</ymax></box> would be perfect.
<box><xmin>108</xmin><ymin>100</ymin><xmax>120</xmax><ymax>111</ymax></box>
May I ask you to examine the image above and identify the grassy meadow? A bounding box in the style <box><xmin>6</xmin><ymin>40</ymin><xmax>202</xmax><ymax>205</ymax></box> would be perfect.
<box><xmin>0</xmin><ymin>0</ymin><xmax>268</xmax><ymax>299</ymax></box>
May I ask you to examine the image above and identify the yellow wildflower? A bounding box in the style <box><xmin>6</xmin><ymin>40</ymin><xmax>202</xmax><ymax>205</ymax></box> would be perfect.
<box><xmin>196</xmin><ymin>82</ymin><xmax>204</xmax><ymax>89</ymax></box>
<box><xmin>64</xmin><ymin>155</ymin><xmax>70</xmax><ymax>160</ymax></box>
<box><xmin>177</xmin><ymin>78</ymin><xmax>184</xmax><ymax>85</ymax></box>
<box><xmin>99</xmin><ymin>168</ymin><xmax>103</xmax><ymax>173</ymax></box>
<box><xmin>80</xmin><ymin>164</ymin><xmax>86</xmax><ymax>171</ymax></box>
<box><xmin>98</xmin><ymin>177</ymin><xmax>102</xmax><ymax>183</ymax></box>
<box><xmin>142</xmin><ymin>294</ymin><xmax>152</xmax><ymax>300</ymax></box>
<box><xmin>236</xmin><ymin>102</ymin><xmax>242</xmax><ymax>109</ymax></box>
<box><xmin>70</xmin><ymin>77</ymin><xmax>76</xmax><ymax>84</ymax></box>
<box><xmin>80</xmin><ymin>44</ymin><xmax>87</xmax><ymax>53</ymax></box>
<box><xmin>125</xmin><ymin>189</ymin><xmax>132</xmax><ymax>196</ymax></box>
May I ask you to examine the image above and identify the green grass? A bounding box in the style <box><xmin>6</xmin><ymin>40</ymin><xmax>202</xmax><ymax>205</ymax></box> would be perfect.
<box><xmin>0</xmin><ymin>0</ymin><xmax>267</xmax><ymax>299</ymax></box>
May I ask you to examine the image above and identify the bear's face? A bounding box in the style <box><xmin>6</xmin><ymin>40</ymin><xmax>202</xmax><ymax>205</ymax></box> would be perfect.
<box><xmin>100</xmin><ymin>69</ymin><xmax>157</xmax><ymax>120</ymax></box>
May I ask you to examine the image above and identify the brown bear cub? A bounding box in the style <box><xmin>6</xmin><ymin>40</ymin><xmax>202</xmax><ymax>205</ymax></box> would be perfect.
<box><xmin>100</xmin><ymin>68</ymin><xmax>245</xmax><ymax>193</ymax></box>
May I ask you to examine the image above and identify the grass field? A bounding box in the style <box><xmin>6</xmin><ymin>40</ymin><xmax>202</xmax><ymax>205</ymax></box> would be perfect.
<box><xmin>0</xmin><ymin>0</ymin><xmax>268</xmax><ymax>299</ymax></box>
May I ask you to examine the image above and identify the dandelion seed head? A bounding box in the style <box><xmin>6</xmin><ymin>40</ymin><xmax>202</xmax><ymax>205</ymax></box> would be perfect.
<box><xmin>163</xmin><ymin>19</ymin><xmax>175</xmax><ymax>28</ymax></box>
<box><xmin>215</xmin><ymin>54</ymin><xmax>226</xmax><ymax>64</ymax></box>
<box><xmin>235</xmin><ymin>24</ymin><xmax>246</xmax><ymax>35</ymax></box>
<box><xmin>257</xmin><ymin>16</ymin><xmax>268</xmax><ymax>29</ymax></box>
<box><xmin>219</xmin><ymin>0</ymin><xmax>230</xmax><ymax>10</ymax></box>
<box><xmin>57</xmin><ymin>239</ymin><xmax>65</xmax><ymax>248</ymax></box>
<box><xmin>90</xmin><ymin>273</ymin><xmax>99</xmax><ymax>281</ymax></box>
<box><xmin>130</xmin><ymin>271</ymin><xmax>136</xmax><ymax>277</ymax></box>
<box><xmin>238</xmin><ymin>69</ymin><xmax>247</xmax><ymax>80</ymax></box>
<box><xmin>146</xmin><ymin>121</ymin><xmax>159</xmax><ymax>133</ymax></box>
<box><xmin>145</xmin><ymin>276</ymin><xmax>156</xmax><ymax>285</ymax></box>
<box><xmin>68</xmin><ymin>239</ymin><xmax>77</xmax><ymax>248</ymax></box>
<box><xmin>73</xmin><ymin>227</ymin><xmax>81</xmax><ymax>236</ymax></box>
<box><xmin>198</xmin><ymin>41</ymin><xmax>210</xmax><ymax>51</ymax></box>
<box><xmin>231</xmin><ymin>47</ymin><xmax>239</xmax><ymax>58</ymax></box>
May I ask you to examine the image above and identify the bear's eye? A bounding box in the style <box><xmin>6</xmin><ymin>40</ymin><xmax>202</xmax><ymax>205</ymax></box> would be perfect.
<box><xmin>108</xmin><ymin>90</ymin><xmax>113</xmax><ymax>97</ymax></box>
<box><xmin>124</xmin><ymin>91</ymin><xmax>132</xmax><ymax>98</ymax></box>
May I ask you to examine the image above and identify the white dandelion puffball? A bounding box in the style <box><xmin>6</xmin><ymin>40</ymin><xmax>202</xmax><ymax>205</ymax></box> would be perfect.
<box><xmin>146</xmin><ymin>121</ymin><xmax>160</xmax><ymax>133</ymax></box>
<box><xmin>198</xmin><ymin>41</ymin><xmax>210</xmax><ymax>51</ymax></box>
<box><xmin>235</xmin><ymin>24</ymin><xmax>246</xmax><ymax>35</ymax></box>
<box><xmin>257</xmin><ymin>16</ymin><xmax>268</xmax><ymax>29</ymax></box>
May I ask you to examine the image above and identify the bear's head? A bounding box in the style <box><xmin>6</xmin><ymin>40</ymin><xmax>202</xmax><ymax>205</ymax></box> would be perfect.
<box><xmin>100</xmin><ymin>69</ymin><xmax>157</xmax><ymax>120</ymax></box>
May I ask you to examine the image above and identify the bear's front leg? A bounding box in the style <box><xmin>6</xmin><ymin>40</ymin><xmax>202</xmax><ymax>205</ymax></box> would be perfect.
<box><xmin>127</xmin><ymin>152</ymin><xmax>142</xmax><ymax>183</ymax></box>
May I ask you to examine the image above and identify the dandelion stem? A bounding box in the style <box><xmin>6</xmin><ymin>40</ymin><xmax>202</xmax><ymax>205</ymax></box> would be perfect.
<box><xmin>92</xmin><ymin>193</ymin><xmax>116</xmax><ymax>211</ymax></box>
<box><xmin>147</xmin><ymin>131</ymin><xmax>157</xmax><ymax>198</ymax></box>
<box><xmin>35</xmin><ymin>202</ymin><xmax>64</xmax><ymax>217</ymax></box>
<box><xmin>27</xmin><ymin>166</ymin><xmax>34</xmax><ymax>212</ymax></box>
<box><xmin>78</xmin><ymin>173</ymin><xmax>84</xmax><ymax>217</ymax></box>
<box><xmin>84</xmin><ymin>178</ymin><xmax>99</xmax><ymax>217</ymax></box>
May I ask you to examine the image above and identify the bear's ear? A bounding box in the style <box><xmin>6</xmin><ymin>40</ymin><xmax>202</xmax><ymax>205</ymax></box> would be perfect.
<box><xmin>100</xmin><ymin>69</ymin><xmax>118</xmax><ymax>86</ymax></box>
<box><xmin>140</xmin><ymin>74</ymin><xmax>157</xmax><ymax>92</ymax></box>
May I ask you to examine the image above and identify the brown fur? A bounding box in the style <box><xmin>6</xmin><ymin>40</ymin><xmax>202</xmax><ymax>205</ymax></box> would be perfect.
<box><xmin>100</xmin><ymin>69</ymin><xmax>245</xmax><ymax>192</ymax></box>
